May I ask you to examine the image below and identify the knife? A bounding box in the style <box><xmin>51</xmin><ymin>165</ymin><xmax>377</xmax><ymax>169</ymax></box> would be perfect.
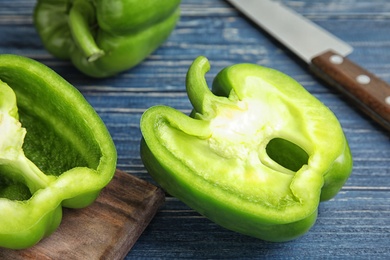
<box><xmin>227</xmin><ymin>0</ymin><xmax>390</xmax><ymax>131</ymax></box>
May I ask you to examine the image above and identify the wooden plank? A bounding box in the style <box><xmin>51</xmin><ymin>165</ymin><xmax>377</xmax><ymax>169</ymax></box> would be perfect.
<box><xmin>0</xmin><ymin>170</ymin><xmax>165</xmax><ymax>259</ymax></box>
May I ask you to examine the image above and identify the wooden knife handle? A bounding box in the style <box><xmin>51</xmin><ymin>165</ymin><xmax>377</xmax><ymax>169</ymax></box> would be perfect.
<box><xmin>310</xmin><ymin>50</ymin><xmax>390</xmax><ymax>131</ymax></box>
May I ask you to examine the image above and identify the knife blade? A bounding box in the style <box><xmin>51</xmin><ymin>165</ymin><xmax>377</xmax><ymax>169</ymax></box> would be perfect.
<box><xmin>227</xmin><ymin>0</ymin><xmax>390</xmax><ymax>131</ymax></box>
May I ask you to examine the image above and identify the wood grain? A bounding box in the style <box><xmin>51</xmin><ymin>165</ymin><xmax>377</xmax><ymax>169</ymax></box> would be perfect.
<box><xmin>0</xmin><ymin>170</ymin><xmax>165</xmax><ymax>260</ymax></box>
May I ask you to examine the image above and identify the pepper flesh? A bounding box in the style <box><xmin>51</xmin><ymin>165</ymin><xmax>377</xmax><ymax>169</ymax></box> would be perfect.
<box><xmin>140</xmin><ymin>56</ymin><xmax>353</xmax><ymax>242</ymax></box>
<box><xmin>33</xmin><ymin>0</ymin><xmax>181</xmax><ymax>78</ymax></box>
<box><xmin>0</xmin><ymin>54</ymin><xmax>117</xmax><ymax>249</ymax></box>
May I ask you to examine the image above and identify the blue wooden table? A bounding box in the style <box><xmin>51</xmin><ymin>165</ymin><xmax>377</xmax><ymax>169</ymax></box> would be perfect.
<box><xmin>1</xmin><ymin>0</ymin><xmax>390</xmax><ymax>258</ymax></box>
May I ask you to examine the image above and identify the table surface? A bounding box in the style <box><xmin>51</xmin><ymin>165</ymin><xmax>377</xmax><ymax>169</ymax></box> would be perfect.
<box><xmin>1</xmin><ymin>0</ymin><xmax>390</xmax><ymax>259</ymax></box>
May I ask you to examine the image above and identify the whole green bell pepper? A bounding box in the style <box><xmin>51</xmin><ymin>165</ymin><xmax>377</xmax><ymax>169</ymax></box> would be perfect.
<box><xmin>140</xmin><ymin>56</ymin><xmax>353</xmax><ymax>242</ymax></box>
<box><xmin>0</xmin><ymin>54</ymin><xmax>117</xmax><ymax>249</ymax></box>
<box><xmin>33</xmin><ymin>0</ymin><xmax>181</xmax><ymax>78</ymax></box>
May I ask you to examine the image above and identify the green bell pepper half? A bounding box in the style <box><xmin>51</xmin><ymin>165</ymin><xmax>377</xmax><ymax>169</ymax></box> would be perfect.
<box><xmin>140</xmin><ymin>56</ymin><xmax>353</xmax><ymax>242</ymax></box>
<box><xmin>0</xmin><ymin>54</ymin><xmax>117</xmax><ymax>249</ymax></box>
<box><xmin>33</xmin><ymin>0</ymin><xmax>181</xmax><ymax>78</ymax></box>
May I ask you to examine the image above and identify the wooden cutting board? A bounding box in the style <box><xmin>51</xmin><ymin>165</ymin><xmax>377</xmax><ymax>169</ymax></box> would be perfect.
<box><xmin>0</xmin><ymin>169</ymin><xmax>165</xmax><ymax>259</ymax></box>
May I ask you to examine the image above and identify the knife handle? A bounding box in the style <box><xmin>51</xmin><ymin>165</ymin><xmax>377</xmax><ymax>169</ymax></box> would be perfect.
<box><xmin>310</xmin><ymin>50</ymin><xmax>390</xmax><ymax>131</ymax></box>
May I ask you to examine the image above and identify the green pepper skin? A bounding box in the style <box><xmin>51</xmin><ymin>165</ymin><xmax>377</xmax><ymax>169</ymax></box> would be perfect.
<box><xmin>140</xmin><ymin>56</ymin><xmax>353</xmax><ymax>242</ymax></box>
<box><xmin>0</xmin><ymin>54</ymin><xmax>117</xmax><ymax>249</ymax></box>
<box><xmin>33</xmin><ymin>0</ymin><xmax>181</xmax><ymax>78</ymax></box>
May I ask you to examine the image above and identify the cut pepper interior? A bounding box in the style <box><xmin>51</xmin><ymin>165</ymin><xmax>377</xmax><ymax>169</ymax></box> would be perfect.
<box><xmin>141</xmin><ymin>56</ymin><xmax>353</xmax><ymax>242</ymax></box>
<box><xmin>0</xmin><ymin>80</ymin><xmax>53</xmax><ymax>199</ymax></box>
<box><xmin>0</xmin><ymin>54</ymin><xmax>117</xmax><ymax>249</ymax></box>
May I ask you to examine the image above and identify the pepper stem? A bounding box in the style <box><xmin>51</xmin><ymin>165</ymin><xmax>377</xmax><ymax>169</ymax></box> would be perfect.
<box><xmin>186</xmin><ymin>56</ymin><xmax>217</xmax><ymax>115</ymax></box>
<box><xmin>68</xmin><ymin>0</ymin><xmax>105</xmax><ymax>62</ymax></box>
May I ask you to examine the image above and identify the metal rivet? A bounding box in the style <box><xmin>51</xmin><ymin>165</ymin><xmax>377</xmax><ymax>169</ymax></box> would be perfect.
<box><xmin>356</xmin><ymin>74</ymin><xmax>371</xmax><ymax>85</ymax></box>
<box><xmin>385</xmin><ymin>96</ymin><xmax>390</xmax><ymax>105</ymax></box>
<box><xmin>329</xmin><ymin>55</ymin><xmax>344</xmax><ymax>64</ymax></box>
